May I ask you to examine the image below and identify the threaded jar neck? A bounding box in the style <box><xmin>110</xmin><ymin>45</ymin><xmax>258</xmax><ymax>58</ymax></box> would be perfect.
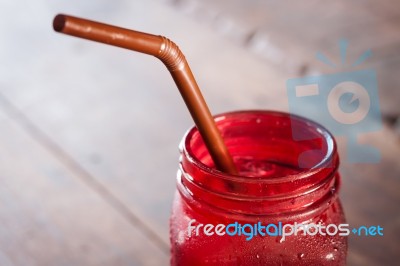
<box><xmin>177</xmin><ymin>111</ymin><xmax>340</xmax><ymax>219</ymax></box>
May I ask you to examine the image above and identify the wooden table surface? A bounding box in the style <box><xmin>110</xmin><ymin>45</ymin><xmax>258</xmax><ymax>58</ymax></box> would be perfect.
<box><xmin>0</xmin><ymin>0</ymin><xmax>399</xmax><ymax>265</ymax></box>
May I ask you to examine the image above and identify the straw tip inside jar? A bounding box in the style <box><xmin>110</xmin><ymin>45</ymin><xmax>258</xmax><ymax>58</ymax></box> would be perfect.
<box><xmin>53</xmin><ymin>14</ymin><xmax>66</xmax><ymax>32</ymax></box>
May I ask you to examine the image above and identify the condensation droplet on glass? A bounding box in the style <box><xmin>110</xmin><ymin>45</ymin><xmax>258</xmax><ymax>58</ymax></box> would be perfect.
<box><xmin>177</xmin><ymin>231</ymin><xmax>185</xmax><ymax>245</ymax></box>
<box><xmin>297</xmin><ymin>253</ymin><xmax>305</xmax><ymax>260</ymax></box>
<box><xmin>256</xmin><ymin>254</ymin><xmax>260</xmax><ymax>259</ymax></box>
<box><xmin>276</xmin><ymin>236</ymin><xmax>285</xmax><ymax>243</ymax></box>
<box><xmin>326</xmin><ymin>253</ymin><xmax>334</xmax><ymax>260</ymax></box>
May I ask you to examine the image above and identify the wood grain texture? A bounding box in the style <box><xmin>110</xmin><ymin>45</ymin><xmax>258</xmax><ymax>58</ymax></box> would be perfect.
<box><xmin>0</xmin><ymin>0</ymin><xmax>399</xmax><ymax>265</ymax></box>
<box><xmin>169</xmin><ymin>0</ymin><xmax>400</xmax><ymax>115</ymax></box>
<box><xmin>0</xmin><ymin>106</ymin><xmax>168</xmax><ymax>265</ymax></box>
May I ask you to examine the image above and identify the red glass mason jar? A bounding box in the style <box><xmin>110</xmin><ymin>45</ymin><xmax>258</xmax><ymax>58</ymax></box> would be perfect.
<box><xmin>170</xmin><ymin>110</ymin><xmax>347</xmax><ymax>265</ymax></box>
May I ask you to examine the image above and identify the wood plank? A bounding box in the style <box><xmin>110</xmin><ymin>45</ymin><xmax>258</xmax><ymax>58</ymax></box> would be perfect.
<box><xmin>1</xmin><ymin>0</ymin><xmax>399</xmax><ymax>264</ymax></box>
<box><xmin>0</xmin><ymin>107</ymin><xmax>168</xmax><ymax>265</ymax></box>
<box><xmin>337</xmin><ymin>125</ymin><xmax>400</xmax><ymax>265</ymax></box>
<box><xmin>167</xmin><ymin>0</ymin><xmax>400</xmax><ymax>117</ymax></box>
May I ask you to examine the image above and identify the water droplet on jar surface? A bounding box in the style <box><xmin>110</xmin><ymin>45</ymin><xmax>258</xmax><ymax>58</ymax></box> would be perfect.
<box><xmin>276</xmin><ymin>236</ymin><xmax>285</xmax><ymax>243</ymax></box>
<box><xmin>256</xmin><ymin>254</ymin><xmax>260</xmax><ymax>259</ymax></box>
<box><xmin>297</xmin><ymin>253</ymin><xmax>305</xmax><ymax>260</ymax></box>
<box><xmin>326</xmin><ymin>253</ymin><xmax>334</xmax><ymax>260</ymax></box>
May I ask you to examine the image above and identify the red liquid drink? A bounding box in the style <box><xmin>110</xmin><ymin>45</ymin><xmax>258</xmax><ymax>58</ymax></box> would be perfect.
<box><xmin>170</xmin><ymin>111</ymin><xmax>347</xmax><ymax>265</ymax></box>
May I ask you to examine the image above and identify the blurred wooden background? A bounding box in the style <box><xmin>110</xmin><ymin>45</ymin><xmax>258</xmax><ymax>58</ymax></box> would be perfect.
<box><xmin>0</xmin><ymin>0</ymin><xmax>399</xmax><ymax>265</ymax></box>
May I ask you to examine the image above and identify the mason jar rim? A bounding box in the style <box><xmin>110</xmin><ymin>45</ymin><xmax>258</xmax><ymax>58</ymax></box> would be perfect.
<box><xmin>181</xmin><ymin>110</ymin><xmax>338</xmax><ymax>185</ymax></box>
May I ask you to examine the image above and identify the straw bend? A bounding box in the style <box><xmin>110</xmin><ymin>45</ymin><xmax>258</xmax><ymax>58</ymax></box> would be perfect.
<box><xmin>53</xmin><ymin>14</ymin><xmax>238</xmax><ymax>175</ymax></box>
<box><xmin>158</xmin><ymin>36</ymin><xmax>186</xmax><ymax>71</ymax></box>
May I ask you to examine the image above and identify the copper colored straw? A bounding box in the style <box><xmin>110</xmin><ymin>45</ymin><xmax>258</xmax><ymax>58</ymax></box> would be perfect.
<box><xmin>53</xmin><ymin>14</ymin><xmax>238</xmax><ymax>175</ymax></box>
